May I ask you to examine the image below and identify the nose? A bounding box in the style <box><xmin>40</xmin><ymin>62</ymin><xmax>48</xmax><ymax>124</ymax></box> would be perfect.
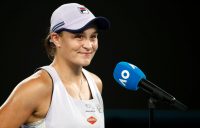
<box><xmin>82</xmin><ymin>40</ymin><xmax>93</xmax><ymax>50</ymax></box>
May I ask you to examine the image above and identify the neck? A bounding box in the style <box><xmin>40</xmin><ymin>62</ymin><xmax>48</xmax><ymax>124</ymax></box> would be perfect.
<box><xmin>50</xmin><ymin>58</ymin><xmax>83</xmax><ymax>83</ymax></box>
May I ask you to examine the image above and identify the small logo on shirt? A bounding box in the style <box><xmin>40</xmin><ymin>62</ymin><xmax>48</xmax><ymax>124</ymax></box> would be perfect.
<box><xmin>87</xmin><ymin>116</ymin><xmax>97</xmax><ymax>124</ymax></box>
<box><xmin>96</xmin><ymin>104</ymin><xmax>103</xmax><ymax>113</ymax></box>
<box><xmin>85</xmin><ymin>104</ymin><xmax>95</xmax><ymax>112</ymax></box>
<box><xmin>78</xmin><ymin>7</ymin><xmax>89</xmax><ymax>14</ymax></box>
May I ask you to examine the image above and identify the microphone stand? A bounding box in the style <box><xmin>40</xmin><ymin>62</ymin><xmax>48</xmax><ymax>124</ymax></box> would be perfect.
<box><xmin>140</xmin><ymin>80</ymin><xmax>188</xmax><ymax>128</ymax></box>
<box><xmin>148</xmin><ymin>97</ymin><xmax>157</xmax><ymax>128</ymax></box>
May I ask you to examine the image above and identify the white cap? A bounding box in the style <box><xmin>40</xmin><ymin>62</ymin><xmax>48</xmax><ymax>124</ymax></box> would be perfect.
<box><xmin>50</xmin><ymin>3</ymin><xmax>110</xmax><ymax>33</ymax></box>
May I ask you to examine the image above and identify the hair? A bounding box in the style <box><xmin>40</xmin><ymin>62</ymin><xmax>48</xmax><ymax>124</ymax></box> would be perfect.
<box><xmin>44</xmin><ymin>31</ymin><xmax>65</xmax><ymax>61</ymax></box>
<box><xmin>44</xmin><ymin>33</ymin><xmax>56</xmax><ymax>61</ymax></box>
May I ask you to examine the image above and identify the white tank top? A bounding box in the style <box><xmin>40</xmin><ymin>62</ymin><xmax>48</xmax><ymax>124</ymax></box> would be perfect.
<box><xmin>21</xmin><ymin>65</ymin><xmax>104</xmax><ymax>128</ymax></box>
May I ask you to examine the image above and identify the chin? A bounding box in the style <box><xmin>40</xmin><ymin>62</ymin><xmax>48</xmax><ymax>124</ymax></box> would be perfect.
<box><xmin>81</xmin><ymin>60</ymin><xmax>92</xmax><ymax>67</ymax></box>
<box><xmin>82</xmin><ymin>62</ymin><xmax>91</xmax><ymax>67</ymax></box>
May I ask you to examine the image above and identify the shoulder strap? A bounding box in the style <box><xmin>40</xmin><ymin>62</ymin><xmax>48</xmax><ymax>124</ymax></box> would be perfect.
<box><xmin>82</xmin><ymin>68</ymin><xmax>103</xmax><ymax>106</ymax></box>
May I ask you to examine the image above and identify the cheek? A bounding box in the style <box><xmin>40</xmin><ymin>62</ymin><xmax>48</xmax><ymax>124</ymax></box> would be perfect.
<box><xmin>93</xmin><ymin>42</ymin><xmax>98</xmax><ymax>51</ymax></box>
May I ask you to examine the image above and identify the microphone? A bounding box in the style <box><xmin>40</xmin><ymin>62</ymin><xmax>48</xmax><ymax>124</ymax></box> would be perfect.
<box><xmin>113</xmin><ymin>61</ymin><xmax>188</xmax><ymax>111</ymax></box>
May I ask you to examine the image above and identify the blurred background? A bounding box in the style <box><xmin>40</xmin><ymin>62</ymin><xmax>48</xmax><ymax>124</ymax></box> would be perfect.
<box><xmin>0</xmin><ymin>0</ymin><xmax>199</xmax><ymax>127</ymax></box>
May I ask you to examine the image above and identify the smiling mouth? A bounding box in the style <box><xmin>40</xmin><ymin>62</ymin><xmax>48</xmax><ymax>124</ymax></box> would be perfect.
<box><xmin>78</xmin><ymin>52</ymin><xmax>93</xmax><ymax>58</ymax></box>
<box><xmin>79</xmin><ymin>52</ymin><xmax>93</xmax><ymax>55</ymax></box>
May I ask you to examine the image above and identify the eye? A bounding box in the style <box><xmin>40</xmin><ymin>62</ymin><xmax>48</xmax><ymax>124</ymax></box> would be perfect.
<box><xmin>74</xmin><ymin>34</ymin><xmax>84</xmax><ymax>40</ymax></box>
<box><xmin>90</xmin><ymin>33</ymin><xmax>98</xmax><ymax>40</ymax></box>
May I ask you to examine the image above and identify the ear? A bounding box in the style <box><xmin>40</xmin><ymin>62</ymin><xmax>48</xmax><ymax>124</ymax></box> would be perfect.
<box><xmin>50</xmin><ymin>32</ymin><xmax>62</xmax><ymax>47</ymax></box>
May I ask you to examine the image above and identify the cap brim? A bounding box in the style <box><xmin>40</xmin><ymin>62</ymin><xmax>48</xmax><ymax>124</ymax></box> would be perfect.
<box><xmin>90</xmin><ymin>16</ymin><xmax>111</xmax><ymax>30</ymax></box>
<box><xmin>55</xmin><ymin>16</ymin><xmax>110</xmax><ymax>33</ymax></box>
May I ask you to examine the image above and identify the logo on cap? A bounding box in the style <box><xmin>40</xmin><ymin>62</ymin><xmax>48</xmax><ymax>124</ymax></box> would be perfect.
<box><xmin>78</xmin><ymin>7</ymin><xmax>89</xmax><ymax>14</ymax></box>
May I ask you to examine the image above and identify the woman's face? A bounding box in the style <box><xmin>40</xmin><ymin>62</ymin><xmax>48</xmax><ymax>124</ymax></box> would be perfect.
<box><xmin>54</xmin><ymin>27</ymin><xmax>98</xmax><ymax>67</ymax></box>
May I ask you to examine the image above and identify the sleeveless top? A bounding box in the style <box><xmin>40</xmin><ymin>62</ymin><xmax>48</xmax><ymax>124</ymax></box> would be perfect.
<box><xmin>21</xmin><ymin>65</ymin><xmax>104</xmax><ymax>128</ymax></box>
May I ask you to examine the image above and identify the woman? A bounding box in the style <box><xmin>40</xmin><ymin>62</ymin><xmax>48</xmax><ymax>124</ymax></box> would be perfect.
<box><xmin>0</xmin><ymin>3</ymin><xmax>110</xmax><ymax>128</ymax></box>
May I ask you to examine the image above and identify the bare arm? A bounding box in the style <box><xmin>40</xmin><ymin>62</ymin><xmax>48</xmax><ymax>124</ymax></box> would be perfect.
<box><xmin>0</xmin><ymin>70</ymin><xmax>52</xmax><ymax>128</ymax></box>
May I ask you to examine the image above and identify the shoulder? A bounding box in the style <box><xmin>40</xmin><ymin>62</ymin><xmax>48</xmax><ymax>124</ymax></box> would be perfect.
<box><xmin>84</xmin><ymin>69</ymin><xmax>103</xmax><ymax>94</ymax></box>
<box><xmin>4</xmin><ymin>69</ymin><xmax>52</xmax><ymax>110</ymax></box>
<box><xmin>0</xmin><ymin>69</ymin><xmax>52</xmax><ymax>126</ymax></box>
<box><xmin>18</xmin><ymin>69</ymin><xmax>52</xmax><ymax>92</ymax></box>
<box><xmin>17</xmin><ymin>69</ymin><xmax>52</xmax><ymax>101</ymax></box>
